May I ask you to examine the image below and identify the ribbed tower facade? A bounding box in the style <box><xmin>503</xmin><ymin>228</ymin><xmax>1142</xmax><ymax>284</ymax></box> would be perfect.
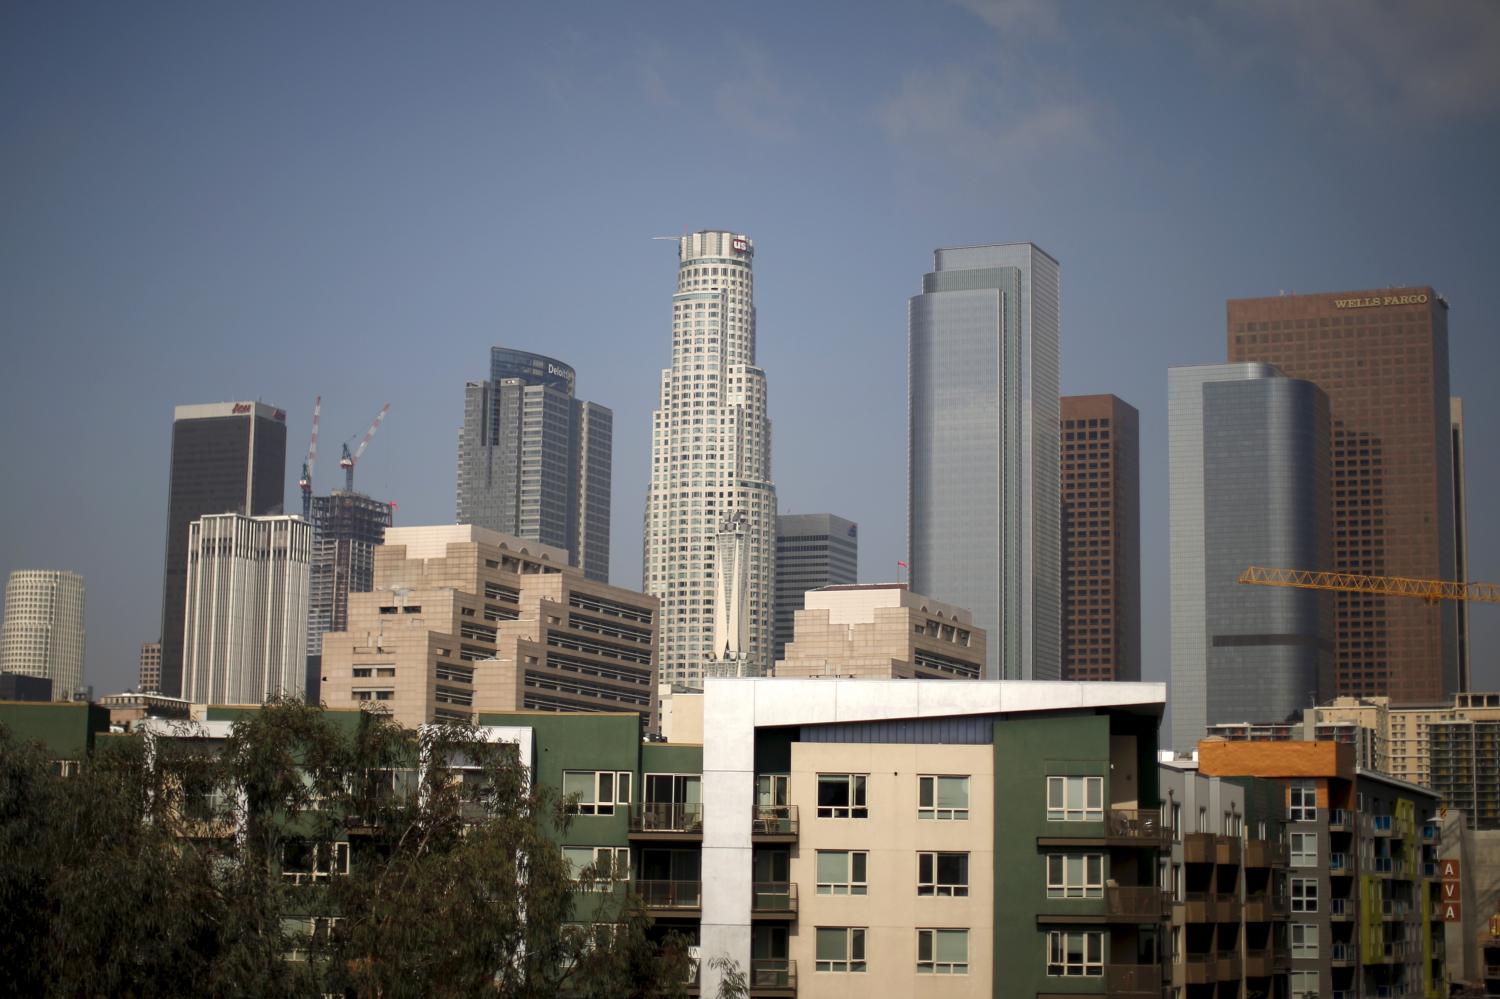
<box><xmin>644</xmin><ymin>230</ymin><xmax>775</xmax><ymax>685</ymax></box>
<box><xmin>0</xmin><ymin>570</ymin><xmax>86</xmax><ymax>699</ymax></box>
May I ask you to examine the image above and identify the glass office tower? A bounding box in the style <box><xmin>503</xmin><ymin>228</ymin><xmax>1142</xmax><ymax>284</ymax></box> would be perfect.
<box><xmin>908</xmin><ymin>243</ymin><xmax>1060</xmax><ymax>680</ymax></box>
<box><xmin>1169</xmin><ymin>364</ymin><xmax>1332</xmax><ymax>751</ymax></box>
<box><xmin>457</xmin><ymin>348</ymin><xmax>612</xmax><ymax>583</ymax></box>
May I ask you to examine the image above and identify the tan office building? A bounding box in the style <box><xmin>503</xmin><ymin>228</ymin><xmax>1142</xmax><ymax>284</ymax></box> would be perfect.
<box><xmin>320</xmin><ymin>525</ymin><xmax>657</xmax><ymax>729</ymax></box>
<box><xmin>773</xmin><ymin>583</ymin><xmax>984</xmax><ymax>680</ymax></box>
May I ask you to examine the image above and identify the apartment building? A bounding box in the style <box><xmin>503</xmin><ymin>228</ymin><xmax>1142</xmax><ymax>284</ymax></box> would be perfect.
<box><xmin>319</xmin><ymin>525</ymin><xmax>658</xmax><ymax>730</ymax></box>
<box><xmin>1159</xmin><ymin>757</ymin><xmax>1290</xmax><ymax>999</ymax></box>
<box><xmin>773</xmin><ymin>584</ymin><xmax>985</xmax><ymax>680</ymax></box>
<box><xmin>1198</xmin><ymin>740</ymin><xmax>1445</xmax><ymax>999</ymax></box>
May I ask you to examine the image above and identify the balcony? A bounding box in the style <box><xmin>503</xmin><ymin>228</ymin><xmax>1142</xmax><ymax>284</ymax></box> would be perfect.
<box><xmin>1184</xmin><ymin>832</ymin><xmax>1215</xmax><ymax>864</ymax></box>
<box><xmin>1373</xmin><ymin>856</ymin><xmax>1395</xmax><ymax>876</ymax></box>
<box><xmin>1216</xmin><ymin>951</ymin><xmax>1241</xmax><ymax>981</ymax></box>
<box><xmin>1214</xmin><ymin>893</ymin><xmax>1242</xmax><ymax>923</ymax></box>
<box><xmin>629</xmin><ymin>802</ymin><xmax>704</xmax><ymax>840</ymax></box>
<box><xmin>1330</xmin><ymin>897</ymin><xmax>1355</xmax><ymax>921</ymax></box>
<box><xmin>1244</xmin><ymin>840</ymin><xmax>1288</xmax><ymax>868</ymax></box>
<box><xmin>1215</xmin><ymin>836</ymin><xmax>1242</xmax><ymax>866</ymax></box>
<box><xmin>1330</xmin><ymin>851</ymin><xmax>1352</xmax><ymax>874</ymax></box>
<box><xmin>1381</xmin><ymin>899</ymin><xmax>1410</xmax><ymax>921</ymax></box>
<box><xmin>1422</xmin><ymin>823</ymin><xmax>1440</xmax><ymax>844</ymax></box>
<box><xmin>1106</xmin><ymin>885</ymin><xmax>1171</xmax><ymax>921</ymax></box>
<box><xmin>1421</xmin><ymin>861</ymin><xmax>1437</xmax><ymax>878</ymax></box>
<box><xmin>1328</xmin><ymin>808</ymin><xmax>1352</xmax><ymax>831</ymax></box>
<box><xmin>1331</xmin><ymin>943</ymin><xmax>1356</xmax><ymax>967</ymax></box>
<box><xmin>1106</xmin><ymin>808</ymin><xmax>1165</xmax><ymax>845</ymax></box>
<box><xmin>1181</xmin><ymin>892</ymin><xmax>1215</xmax><ymax>924</ymax></box>
<box><xmin>636</xmin><ymin>879</ymin><xmax>702</xmax><ymax>916</ymax></box>
<box><xmin>1181</xmin><ymin>953</ymin><xmax>1217</xmax><ymax>985</ymax></box>
<box><xmin>751</xmin><ymin>805</ymin><xmax>798</xmax><ymax>842</ymax></box>
<box><xmin>1103</xmin><ymin>963</ymin><xmax>1161</xmax><ymax>998</ymax></box>
<box><xmin>751</xmin><ymin>882</ymin><xmax>797</xmax><ymax>920</ymax></box>
<box><xmin>1373</xmin><ymin>815</ymin><xmax>1395</xmax><ymax>837</ymax></box>
<box><xmin>1244</xmin><ymin>893</ymin><xmax>1288</xmax><ymax>921</ymax></box>
<box><xmin>748</xmin><ymin>958</ymin><xmax>796</xmax><ymax>997</ymax></box>
<box><xmin>1244</xmin><ymin>949</ymin><xmax>1277</xmax><ymax>977</ymax></box>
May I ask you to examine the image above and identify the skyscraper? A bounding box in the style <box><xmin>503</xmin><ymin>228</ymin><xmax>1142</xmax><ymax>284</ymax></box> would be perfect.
<box><xmin>1227</xmin><ymin>288</ymin><xmax>1458</xmax><ymax>701</ymax></box>
<box><xmin>182</xmin><ymin>513</ymin><xmax>310</xmax><ymax>705</ymax></box>
<box><xmin>908</xmin><ymin>242</ymin><xmax>1060</xmax><ymax>680</ymax></box>
<box><xmin>138</xmin><ymin>641</ymin><xmax>161</xmax><ymax>693</ymax></box>
<box><xmin>1168</xmin><ymin>364</ymin><xmax>1332</xmax><ymax>752</ymax></box>
<box><xmin>773</xmin><ymin>513</ymin><xmax>858</xmax><ymax>662</ymax></box>
<box><xmin>643</xmin><ymin>230</ymin><xmax>776</xmax><ymax>685</ymax></box>
<box><xmin>456</xmin><ymin>348</ymin><xmax>612</xmax><ymax>582</ymax></box>
<box><xmin>0</xmin><ymin>570</ymin><xmax>85</xmax><ymax>700</ymax></box>
<box><xmin>307</xmin><ymin>491</ymin><xmax>392</xmax><ymax>657</ymax></box>
<box><xmin>159</xmin><ymin>401</ymin><xmax>288</xmax><ymax>697</ymax></box>
<box><xmin>1060</xmin><ymin>395</ymin><xmax>1140</xmax><ymax>682</ymax></box>
<box><xmin>1451</xmin><ymin>397</ymin><xmax>1470</xmax><ymax>692</ymax></box>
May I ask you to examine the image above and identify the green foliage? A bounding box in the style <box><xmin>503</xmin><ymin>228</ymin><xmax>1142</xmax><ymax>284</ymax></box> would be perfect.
<box><xmin>0</xmin><ymin>701</ymin><xmax>690</xmax><ymax>997</ymax></box>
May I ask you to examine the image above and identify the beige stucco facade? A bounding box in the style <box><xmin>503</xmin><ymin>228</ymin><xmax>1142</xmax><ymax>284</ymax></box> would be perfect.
<box><xmin>786</xmin><ymin>740</ymin><xmax>994</xmax><ymax>997</ymax></box>
<box><xmin>774</xmin><ymin>584</ymin><xmax>985</xmax><ymax>680</ymax></box>
<box><xmin>320</xmin><ymin>525</ymin><xmax>657</xmax><ymax>729</ymax></box>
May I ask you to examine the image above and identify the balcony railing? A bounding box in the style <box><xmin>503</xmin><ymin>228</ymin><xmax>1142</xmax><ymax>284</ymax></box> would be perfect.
<box><xmin>1182</xmin><ymin>953</ymin><xmax>1216</xmax><ymax>985</ymax></box>
<box><xmin>1106</xmin><ymin>807</ymin><xmax>1164</xmax><ymax>842</ymax></box>
<box><xmin>1330</xmin><ymin>897</ymin><xmax>1354</xmax><ymax>919</ymax></box>
<box><xmin>1244</xmin><ymin>893</ymin><xmax>1288</xmax><ymax>920</ymax></box>
<box><xmin>635</xmin><ymin>879</ymin><xmax>702</xmax><ymax>910</ymax></box>
<box><xmin>1215</xmin><ymin>836</ymin><xmax>1242</xmax><ymax>865</ymax></box>
<box><xmin>1244</xmin><ymin>840</ymin><xmax>1288</xmax><ymax>868</ymax></box>
<box><xmin>1331</xmin><ymin>943</ymin><xmax>1355</xmax><ymax>965</ymax></box>
<box><xmin>1106</xmin><ymin>885</ymin><xmax>1171</xmax><ymax>919</ymax></box>
<box><xmin>1373</xmin><ymin>814</ymin><xmax>1394</xmax><ymax>836</ymax></box>
<box><xmin>751</xmin><ymin>805</ymin><xmax>798</xmax><ymax>838</ymax></box>
<box><xmin>1103</xmin><ymin>963</ymin><xmax>1161</xmax><ymax>997</ymax></box>
<box><xmin>1328</xmin><ymin>808</ymin><xmax>1352</xmax><ymax>831</ymax></box>
<box><xmin>630</xmin><ymin>802</ymin><xmax>704</xmax><ymax>834</ymax></box>
<box><xmin>751</xmin><ymin>882</ymin><xmax>798</xmax><ymax>915</ymax></box>
<box><xmin>749</xmin><ymin>958</ymin><xmax>796</xmax><ymax>994</ymax></box>
<box><xmin>1330</xmin><ymin>851</ymin><xmax>1351</xmax><ymax>873</ymax></box>
<box><xmin>1183</xmin><ymin>832</ymin><xmax>1214</xmax><ymax>863</ymax></box>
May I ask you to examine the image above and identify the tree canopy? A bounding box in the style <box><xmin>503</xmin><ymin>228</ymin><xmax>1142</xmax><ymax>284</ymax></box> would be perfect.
<box><xmin>0</xmin><ymin>700</ymin><xmax>691</xmax><ymax>998</ymax></box>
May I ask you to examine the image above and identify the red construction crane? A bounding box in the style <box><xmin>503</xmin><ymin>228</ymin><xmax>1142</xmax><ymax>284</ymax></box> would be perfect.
<box><xmin>298</xmin><ymin>396</ymin><xmax>321</xmax><ymax>520</ymax></box>
<box><xmin>340</xmin><ymin>403</ymin><xmax>390</xmax><ymax>492</ymax></box>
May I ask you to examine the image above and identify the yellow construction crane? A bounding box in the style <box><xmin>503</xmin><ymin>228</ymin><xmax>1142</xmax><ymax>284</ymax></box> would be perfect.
<box><xmin>1239</xmin><ymin>566</ymin><xmax>1500</xmax><ymax>606</ymax></box>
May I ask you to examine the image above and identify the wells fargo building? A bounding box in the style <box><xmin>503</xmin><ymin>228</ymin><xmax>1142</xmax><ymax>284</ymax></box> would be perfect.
<box><xmin>1227</xmin><ymin>287</ymin><xmax>1459</xmax><ymax>702</ymax></box>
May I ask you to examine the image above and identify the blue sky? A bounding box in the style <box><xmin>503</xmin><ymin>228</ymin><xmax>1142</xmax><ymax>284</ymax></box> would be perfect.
<box><xmin>3</xmin><ymin>0</ymin><xmax>1498</xmax><ymax>696</ymax></box>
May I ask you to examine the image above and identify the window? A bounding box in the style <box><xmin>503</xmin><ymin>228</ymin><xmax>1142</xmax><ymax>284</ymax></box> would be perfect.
<box><xmin>563</xmin><ymin>771</ymin><xmax>632</xmax><ymax>815</ymax></box>
<box><xmin>1046</xmin><ymin>776</ymin><xmax>1103</xmax><ymax>821</ymax></box>
<box><xmin>1291</xmin><ymin>877</ymin><xmax>1318</xmax><ymax>913</ymax></box>
<box><xmin>1046</xmin><ymin>930</ymin><xmax>1103</xmax><ymax>977</ymax></box>
<box><xmin>817</xmin><ymin>774</ymin><xmax>868</xmax><ymax>819</ymax></box>
<box><xmin>1290</xmin><ymin>923</ymin><xmax>1318</xmax><ymax>958</ymax></box>
<box><xmin>917</xmin><ymin>928</ymin><xmax>968</xmax><ymax>974</ymax></box>
<box><xmin>1289</xmin><ymin>782</ymin><xmax>1317</xmax><ymax>821</ymax></box>
<box><xmin>1290</xmin><ymin>969</ymin><xmax>1319</xmax><ymax>998</ymax></box>
<box><xmin>815</xmin><ymin>927</ymin><xmax>866</xmax><ymax>972</ymax></box>
<box><xmin>1290</xmin><ymin>832</ymin><xmax>1317</xmax><ymax>867</ymax></box>
<box><xmin>815</xmin><ymin>851</ymin><xmax>868</xmax><ymax>895</ymax></box>
<box><xmin>563</xmin><ymin>845</ymin><xmax>629</xmax><ymax>888</ymax></box>
<box><xmin>1172</xmin><ymin>802</ymin><xmax>1182</xmax><ymax>841</ymax></box>
<box><xmin>919</xmin><ymin>775</ymin><xmax>970</xmax><ymax>820</ymax></box>
<box><xmin>918</xmin><ymin>852</ymin><xmax>969</xmax><ymax>896</ymax></box>
<box><xmin>1047</xmin><ymin>854</ymin><xmax>1104</xmax><ymax>898</ymax></box>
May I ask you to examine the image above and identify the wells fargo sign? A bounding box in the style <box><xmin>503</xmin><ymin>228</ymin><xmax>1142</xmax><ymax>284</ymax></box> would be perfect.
<box><xmin>1333</xmin><ymin>293</ymin><xmax>1429</xmax><ymax>309</ymax></box>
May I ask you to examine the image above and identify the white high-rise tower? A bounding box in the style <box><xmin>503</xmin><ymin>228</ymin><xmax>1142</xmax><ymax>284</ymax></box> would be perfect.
<box><xmin>644</xmin><ymin>230</ymin><xmax>776</xmax><ymax>685</ymax></box>
<box><xmin>1</xmin><ymin>570</ymin><xmax>86</xmax><ymax>699</ymax></box>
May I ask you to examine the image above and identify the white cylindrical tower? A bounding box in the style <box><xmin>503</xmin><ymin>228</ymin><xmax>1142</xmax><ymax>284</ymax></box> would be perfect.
<box><xmin>643</xmin><ymin>230</ymin><xmax>776</xmax><ymax>685</ymax></box>
<box><xmin>0</xmin><ymin>570</ymin><xmax>86</xmax><ymax>699</ymax></box>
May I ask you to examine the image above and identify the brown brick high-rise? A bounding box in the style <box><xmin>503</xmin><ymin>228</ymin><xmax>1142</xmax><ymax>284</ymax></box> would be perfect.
<box><xmin>1227</xmin><ymin>287</ymin><xmax>1458</xmax><ymax>702</ymax></box>
<box><xmin>1060</xmin><ymin>395</ymin><xmax>1140</xmax><ymax>681</ymax></box>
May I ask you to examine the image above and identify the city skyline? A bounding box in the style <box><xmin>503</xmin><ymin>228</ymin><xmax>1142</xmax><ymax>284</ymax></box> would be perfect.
<box><xmin>3</xmin><ymin>3</ymin><xmax>1498</xmax><ymax>699</ymax></box>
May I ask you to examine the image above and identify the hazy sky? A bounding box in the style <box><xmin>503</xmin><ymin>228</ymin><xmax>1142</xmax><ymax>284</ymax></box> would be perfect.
<box><xmin>3</xmin><ymin>1</ymin><xmax>1498</xmax><ymax>698</ymax></box>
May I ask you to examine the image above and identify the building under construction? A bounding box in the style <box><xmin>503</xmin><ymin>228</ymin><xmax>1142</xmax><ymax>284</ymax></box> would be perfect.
<box><xmin>298</xmin><ymin>400</ymin><xmax>394</xmax><ymax>701</ymax></box>
<box><xmin>306</xmin><ymin>491</ymin><xmax>393</xmax><ymax>661</ymax></box>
